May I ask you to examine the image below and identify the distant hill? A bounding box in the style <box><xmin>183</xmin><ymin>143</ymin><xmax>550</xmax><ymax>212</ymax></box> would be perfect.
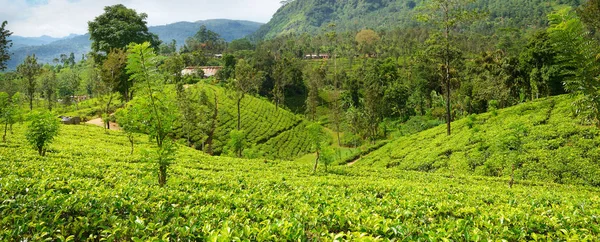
<box><xmin>251</xmin><ymin>0</ymin><xmax>581</xmax><ymax>40</ymax></box>
<box><xmin>150</xmin><ymin>19</ymin><xmax>263</xmax><ymax>47</ymax></box>
<box><xmin>355</xmin><ymin>95</ymin><xmax>600</xmax><ymax>187</ymax></box>
<box><xmin>5</xmin><ymin>19</ymin><xmax>263</xmax><ymax>70</ymax></box>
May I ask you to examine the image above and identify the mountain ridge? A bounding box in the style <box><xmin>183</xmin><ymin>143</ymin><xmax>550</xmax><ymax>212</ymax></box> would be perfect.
<box><xmin>5</xmin><ymin>19</ymin><xmax>263</xmax><ymax>70</ymax></box>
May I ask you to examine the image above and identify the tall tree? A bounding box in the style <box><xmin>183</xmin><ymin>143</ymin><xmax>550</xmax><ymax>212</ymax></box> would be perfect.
<box><xmin>88</xmin><ymin>4</ymin><xmax>160</xmax><ymax>58</ymax></box>
<box><xmin>304</xmin><ymin>64</ymin><xmax>325</xmax><ymax>121</ymax></box>
<box><xmin>17</xmin><ymin>55</ymin><xmax>41</xmax><ymax>110</ymax></box>
<box><xmin>126</xmin><ymin>42</ymin><xmax>178</xmax><ymax>187</ymax></box>
<box><xmin>0</xmin><ymin>21</ymin><xmax>12</xmax><ymax>71</ymax></box>
<box><xmin>57</xmin><ymin>67</ymin><xmax>82</xmax><ymax>108</ymax></box>
<box><xmin>418</xmin><ymin>0</ymin><xmax>482</xmax><ymax>135</ymax></box>
<box><xmin>231</xmin><ymin>59</ymin><xmax>263</xmax><ymax>130</ymax></box>
<box><xmin>99</xmin><ymin>49</ymin><xmax>127</xmax><ymax>129</ymax></box>
<box><xmin>39</xmin><ymin>67</ymin><xmax>57</xmax><ymax>111</ymax></box>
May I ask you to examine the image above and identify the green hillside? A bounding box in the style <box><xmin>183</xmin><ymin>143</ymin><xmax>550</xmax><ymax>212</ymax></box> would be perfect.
<box><xmin>251</xmin><ymin>0</ymin><xmax>580</xmax><ymax>40</ymax></box>
<box><xmin>165</xmin><ymin>83</ymin><xmax>314</xmax><ymax>160</ymax></box>
<box><xmin>355</xmin><ymin>95</ymin><xmax>600</xmax><ymax>186</ymax></box>
<box><xmin>1</xmin><ymin>122</ymin><xmax>599</xmax><ymax>240</ymax></box>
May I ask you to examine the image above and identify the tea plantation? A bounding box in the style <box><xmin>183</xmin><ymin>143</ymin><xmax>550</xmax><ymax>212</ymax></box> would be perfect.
<box><xmin>188</xmin><ymin>84</ymin><xmax>314</xmax><ymax>159</ymax></box>
<box><xmin>358</xmin><ymin>95</ymin><xmax>600</xmax><ymax>186</ymax></box>
<box><xmin>1</xmin><ymin>121</ymin><xmax>600</xmax><ymax>240</ymax></box>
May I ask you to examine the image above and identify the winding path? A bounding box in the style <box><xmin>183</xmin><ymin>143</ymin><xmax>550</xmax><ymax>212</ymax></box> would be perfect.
<box><xmin>86</xmin><ymin>118</ymin><xmax>121</xmax><ymax>130</ymax></box>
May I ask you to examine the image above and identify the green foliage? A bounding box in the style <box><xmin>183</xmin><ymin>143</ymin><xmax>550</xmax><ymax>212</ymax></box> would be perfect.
<box><xmin>88</xmin><ymin>4</ymin><xmax>160</xmax><ymax>58</ymax></box>
<box><xmin>227</xmin><ymin>129</ymin><xmax>246</xmax><ymax>157</ymax></box>
<box><xmin>252</xmin><ymin>0</ymin><xmax>573</xmax><ymax>40</ymax></box>
<box><xmin>17</xmin><ymin>54</ymin><xmax>41</xmax><ymax>110</ymax></box>
<box><xmin>126</xmin><ymin>42</ymin><xmax>179</xmax><ymax>186</ymax></box>
<box><xmin>0</xmin><ymin>21</ymin><xmax>12</xmax><ymax>71</ymax></box>
<box><xmin>1</xmin><ymin>124</ymin><xmax>600</xmax><ymax>240</ymax></box>
<box><xmin>548</xmin><ymin>7</ymin><xmax>600</xmax><ymax>127</ymax></box>
<box><xmin>361</xmin><ymin>95</ymin><xmax>600</xmax><ymax>186</ymax></box>
<box><xmin>25</xmin><ymin>111</ymin><xmax>60</xmax><ymax>156</ymax></box>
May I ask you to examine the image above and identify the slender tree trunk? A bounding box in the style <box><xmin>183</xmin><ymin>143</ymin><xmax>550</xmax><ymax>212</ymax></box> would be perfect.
<box><xmin>206</xmin><ymin>93</ymin><xmax>219</xmax><ymax>155</ymax></box>
<box><xmin>313</xmin><ymin>150</ymin><xmax>320</xmax><ymax>173</ymax></box>
<box><xmin>237</xmin><ymin>97</ymin><xmax>241</xmax><ymax>130</ymax></box>
<box><xmin>29</xmin><ymin>95</ymin><xmax>33</xmax><ymax>111</ymax></box>
<box><xmin>444</xmin><ymin>3</ymin><xmax>452</xmax><ymax>136</ymax></box>
<box><xmin>129</xmin><ymin>135</ymin><xmax>134</xmax><ymax>155</ymax></box>
<box><xmin>3</xmin><ymin>123</ymin><xmax>7</xmax><ymax>142</ymax></box>
<box><xmin>105</xmin><ymin>95</ymin><xmax>113</xmax><ymax>130</ymax></box>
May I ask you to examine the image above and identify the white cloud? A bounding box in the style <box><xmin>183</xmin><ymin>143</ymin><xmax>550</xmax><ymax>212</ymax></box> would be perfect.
<box><xmin>0</xmin><ymin>0</ymin><xmax>280</xmax><ymax>37</ymax></box>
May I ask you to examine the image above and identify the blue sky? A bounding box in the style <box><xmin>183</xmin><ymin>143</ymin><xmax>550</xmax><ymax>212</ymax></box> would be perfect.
<box><xmin>1</xmin><ymin>0</ymin><xmax>281</xmax><ymax>37</ymax></box>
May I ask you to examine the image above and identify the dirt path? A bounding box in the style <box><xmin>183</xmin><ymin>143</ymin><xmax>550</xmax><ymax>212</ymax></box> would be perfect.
<box><xmin>347</xmin><ymin>156</ymin><xmax>361</xmax><ymax>166</ymax></box>
<box><xmin>86</xmin><ymin>118</ymin><xmax>121</xmax><ymax>130</ymax></box>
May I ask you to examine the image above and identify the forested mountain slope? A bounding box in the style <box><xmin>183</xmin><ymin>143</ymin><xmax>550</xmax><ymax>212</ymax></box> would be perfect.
<box><xmin>356</xmin><ymin>95</ymin><xmax>600</xmax><ymax>186</ymax></box>
<box><xmin>252</xmin><ymin>0</ymin><xmax>581</xmax><ymax>40</ymax></box>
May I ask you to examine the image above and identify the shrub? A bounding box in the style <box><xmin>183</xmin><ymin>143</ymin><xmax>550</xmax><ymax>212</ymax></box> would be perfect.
<box><xmin>26</xmin><ymin>111</ymin><xmax>60</xmax><ymax>156</ymax></box>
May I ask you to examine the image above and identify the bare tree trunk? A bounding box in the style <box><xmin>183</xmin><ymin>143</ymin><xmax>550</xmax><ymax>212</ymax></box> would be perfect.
<box><xmin>205</xmin><ymin>94</ymin><xmax>219</xmax><ymax>155</ymax></box>
<box><xmin>129</xmin><ymin>135</ymin><xmax>134</xmax><ymax>155</ymax></box>
<box><xmin>313</xmin><ymin>150</ymin><xmax>320</xmax><ymax>173</ymax></box>
<box><xmin>2</xmin><ymin>123</ymin><xmax>7</xmax><ymax>142</ymax></box>
<box><xmin>444</xmin><ymin>2</ymin><xmax>452</xmax><ymax>136</ymax></box>
<box><xmin>237</xmin><ymin>98</ymin><xmax>241</xmax><ymax>130</ymax></box>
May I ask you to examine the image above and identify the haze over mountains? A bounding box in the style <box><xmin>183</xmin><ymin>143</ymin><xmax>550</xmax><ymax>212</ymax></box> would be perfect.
<box><xmin>6</xmin><ymin>19</ymin><xmax>263</xmax><ymax>70</ymax></box>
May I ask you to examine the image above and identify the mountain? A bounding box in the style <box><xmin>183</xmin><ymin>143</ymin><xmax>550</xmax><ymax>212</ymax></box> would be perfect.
<box><xmin>355</xmin><ymin>95</ymin><xmax>600</xmax><ymax>187</ymax></box>
<box><xmin>251</xmin><ymin>0</ymin><xmax>581</xmax><ymax>40</ymax></box>
<box><xmin>5</xmin><ymin>19</ymin><xmax>263</xmax><ymax>70</ymax></box>
<box><xmin>149</xmin><ymin>19</ymin><xmax>263</xmax><ymax>47</ymax></box>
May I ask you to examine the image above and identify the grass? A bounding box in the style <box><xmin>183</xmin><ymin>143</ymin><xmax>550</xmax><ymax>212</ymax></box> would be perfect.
<box><xmin>1</xmin><ymin>123</ymin><xmax>600</xmax><ymax>240</ymax></box>
<box><xmin>357</xmin><ymin>95</ymin><xmax>600</xmax><ymax>186</ymax></box>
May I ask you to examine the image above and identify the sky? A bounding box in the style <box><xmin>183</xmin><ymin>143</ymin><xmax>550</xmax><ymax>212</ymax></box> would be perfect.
<box><xmin>0</xmin><ymin>0</ymin><xmax>281</xmax><ymax>38</ymax></box>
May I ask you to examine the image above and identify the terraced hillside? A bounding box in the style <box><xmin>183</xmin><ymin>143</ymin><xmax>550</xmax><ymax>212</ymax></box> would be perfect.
<box><xmin>355</xmin><ymin>95</ymin><xmax>600</xmax><ymax>186</ymax></box>
<box><xmin>1</xmin><ymin>123</ymin><xmax>599</xmax><ymax>240</ymax></box>
<box><xmin>185</xmin><ymin>84</ymin><xmax>314</xmax><ymax>159</ymax></box>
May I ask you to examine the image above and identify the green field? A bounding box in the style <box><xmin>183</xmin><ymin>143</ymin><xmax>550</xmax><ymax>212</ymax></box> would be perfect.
<box><xmin>358</xmin><ymin>95</ymin><xmax>600</xmax><ymax>186</ymax></box>
<box><xmin>1</xmin><ymin>122</ymin><xmax>600</xmax><ymax>240</ymax></box>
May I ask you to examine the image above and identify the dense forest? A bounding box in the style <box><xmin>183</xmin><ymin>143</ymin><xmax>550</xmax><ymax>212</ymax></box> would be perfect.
<box><xmin>1</xmin><ymin>0</ymin><xmax>600</xmax><ymax>240</ymax></box>
<box><xmin>252</xmin><ymin>0</ymin><xmax>582</xmax><ymax>39</ymax></box>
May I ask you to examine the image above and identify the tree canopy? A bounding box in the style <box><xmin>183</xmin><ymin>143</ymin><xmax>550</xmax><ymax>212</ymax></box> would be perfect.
<box><xmin>88</xmin><ymin>4</ymin><xmax>160</xmax><ymax>57</ymax></box>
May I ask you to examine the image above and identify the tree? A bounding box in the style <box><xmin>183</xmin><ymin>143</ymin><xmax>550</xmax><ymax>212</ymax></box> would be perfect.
<box><xmin>26</xmin><ymin>111</ymin><xmax>60</xmax><ymax>156</ymax></box>
<box><xmin>99</xmin><ymin>49</ymin><xmax>127</xmax><ymax>129</ymax></box>
<box><xmin>355</xmin><ymin>29</ymin><xmax>380</xmax><ymax>57</ymax></box>
<box><xmin>578</xmin><ymin>0</ymin><xmax>600</xmax><ymax>40</ymax></box>
<box><xmin>126</xmin><ymin>42</ymin><xmax>179</xmax><ymax>187</ymax></box>
<box><xmin>39</xmin><ymin>67</ymin><xmax>57</xmax><ymax>111</ymax></box>
<box><xmin>231</xmin><ymin>59</ymin><xmax>263</xmax><ymax>130</ymax></box>
<box><xmin>0</xmin><ymin>21</ymin><xmax>13</xmax><ymax>71</ymax></box>
<box><xmin>307</xmin><ymin>122</ymin><xmax>327</xmax><ymax>172</ymax></box>
<box><xmin>17</xmin><ymin>55</ymin><xmax>41</xmax><ymax>110</ymax></box>
<box><xmin>57</xmin><ymin>67</ymin><xmax>82</xmax><ymax>108</ymax></box>
<box><xmin>88</xmin><ymin>4</ymin><xmax>160</xmax><ymax>58</ymax></box>
<box><xmin>549</xmin><ymin>8</ymin><xmax>600</xmax><ymax>127</ymax></box>
<box><xmin>418</xmin><ymin>0</ymin><xmax>482</xmax><ymax>135</ymax></box>
<box><xmin>0</xmin><ymin>92</ymin><xmax>15</xmax><ymax>142</ymax></box>
<box><xmin>227</xmin><ymin>129</ymin><xmax>246</xmax><ymax>157</ymax></box>
<box><xmin>184</xmin><ymin>25</ymin><xmax>224</xmax><ymax>54</ymax></box>
<box><xmin>115</xmin><ymin>105</ymin><xmax>144</xmax><ymax>155</ymax></box>
<box><xmin>304</xmin><ymin>64</ymin><xmax>326</xmax><ymax>121</ymax></box>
